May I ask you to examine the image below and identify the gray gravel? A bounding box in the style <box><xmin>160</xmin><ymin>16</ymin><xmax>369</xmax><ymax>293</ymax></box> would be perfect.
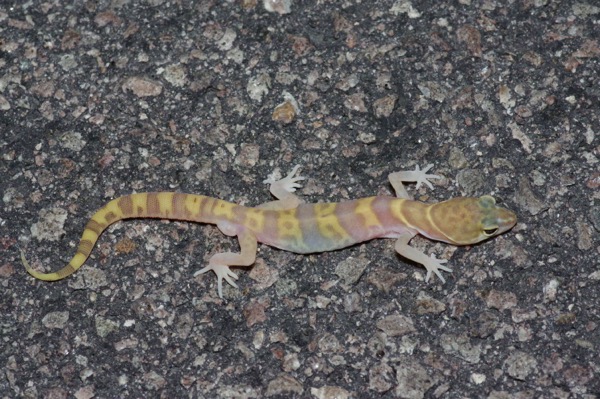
<box><xmin>1</xmin><ymin>0</ymin><xmax>599</xmax><ymax>398</ymax></box>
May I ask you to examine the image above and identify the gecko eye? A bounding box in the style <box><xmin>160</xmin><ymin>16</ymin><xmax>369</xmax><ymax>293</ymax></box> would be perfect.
<box><xmin>483</xmin><ymin>227</ymin><xmax>498</xmax><ymax>236</ymax></box>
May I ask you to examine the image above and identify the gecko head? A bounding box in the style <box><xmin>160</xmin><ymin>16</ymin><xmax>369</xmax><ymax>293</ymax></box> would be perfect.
<box><xmin>428</xmin><ymin>196</ymin><xmax>517</xmax><ymax>245</ymax></box>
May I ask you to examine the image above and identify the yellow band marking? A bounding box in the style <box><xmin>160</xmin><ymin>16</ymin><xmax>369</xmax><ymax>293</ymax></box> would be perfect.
<box><xmin>70</xmin><ymin>252</ymin><xmax>88</xmax><ymax>267</ymax></box>
<box><xmin>130</xmin><ymin>193</ymin><xmax>149</xmax><ymax>217</ymax></box>
<box><xmin>277</xmin><ymin>208</ymin><xmax>302</xmax><ymax>241</ymax></box>
<box><xmin>82</xmin><ymin>226</ymin><xmax>101</xmax><ymax>242</ymax></box>
<box><xmin>244</xmin><ymin>208</ymin><xmax>266</xmax><ymax>231</ymax></box>
<box><xmin>314</xmin><ymin>203</ymin><xmax>350</xmax><ymax>240</ymax></box>
<box><xmin>355</xmin><ymin>197</ymin><xmax>380</xmax><ymax>228</ymax></box>
<box><xmin>184</xmin><ymin>194</ymin><xmax>205</xmax><ymax>218</ymax></box>
<box><xmin>156</xmin><ymin>192</ymin><xmax>176</xmax><ymax>216</ymax></box>
<box><xmin>212</xmin><ymin>199</ymin><xmax>235</xmax><ymax>220</ymax></box>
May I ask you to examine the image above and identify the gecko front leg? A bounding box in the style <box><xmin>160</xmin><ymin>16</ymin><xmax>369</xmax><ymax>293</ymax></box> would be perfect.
<box><xmin>394</xmin><ymin>232</ymin><xmax>452</xmax><ymax>283</ymax></box>
<box><xmin>388</xmin><ymin>164</ymin><xmax>440</xmax><ymax>200</ymax></box>
<box><xmin>389</xmin><ymin>164</ymin><xmax>451</xmax><ymax>282</ymax></box>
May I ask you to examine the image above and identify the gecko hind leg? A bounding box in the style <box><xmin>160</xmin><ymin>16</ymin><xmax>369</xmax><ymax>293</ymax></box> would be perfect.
<box><xmin>194</xmin><ymin>230</ymin><xmax>258</xmax><ymax>298</ymax></box>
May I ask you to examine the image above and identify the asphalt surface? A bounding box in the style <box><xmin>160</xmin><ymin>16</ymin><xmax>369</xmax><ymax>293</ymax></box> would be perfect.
<box><xmin>1</xmin><ymin>0</ymin><xmax>599</xmax><ymax>398</ymax></box>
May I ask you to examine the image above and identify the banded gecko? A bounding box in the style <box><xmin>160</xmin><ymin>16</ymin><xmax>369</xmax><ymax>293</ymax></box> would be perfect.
<box><xmin>21</xmin><ymin>165</ymin><xmax>517</xmax><ymax>298</ymax></box>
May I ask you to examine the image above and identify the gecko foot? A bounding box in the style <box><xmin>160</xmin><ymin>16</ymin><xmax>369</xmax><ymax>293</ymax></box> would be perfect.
<box><xmin>422</xmin><ymin>256</ymin><xmax>452</xmax><ymax>283</ymax></box>
<box><xmin>194</xmin><ymin>262</ymin><xmax>239</xmax><ymax>298</ymax></box>
<box><xmin>412</xmin><ymin>164</ymin><xmax>441</xmax><ymax>190</ymax></box>
<box><xmin>263</xmin><ymin>164</ymin><xmax>305</xmax><ymax>193</ymax></box>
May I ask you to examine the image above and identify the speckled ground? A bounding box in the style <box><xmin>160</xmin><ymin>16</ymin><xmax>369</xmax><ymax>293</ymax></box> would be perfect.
<box><xmin>1</xmin><ymin>0</ymin><xmax>599</xmax><ymax>398</ymax></box>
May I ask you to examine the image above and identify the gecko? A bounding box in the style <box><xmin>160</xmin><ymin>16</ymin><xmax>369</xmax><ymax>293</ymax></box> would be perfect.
<box><xmin>21</xmin><ymin>164</ymin><xmax>517</xmax><ymax>298</ymax></box>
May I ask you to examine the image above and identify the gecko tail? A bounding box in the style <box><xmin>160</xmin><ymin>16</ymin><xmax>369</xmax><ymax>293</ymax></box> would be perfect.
<box><xmin>20</xmin><ymin>243</ymin><xmax>89</xmax><ymax>281</ymax></box>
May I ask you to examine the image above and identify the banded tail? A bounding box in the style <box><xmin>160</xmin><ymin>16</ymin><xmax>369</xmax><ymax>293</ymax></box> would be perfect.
<box><xmin>21</xmin><ymin>192</ymin><xmax>239</xmax><ymax>281</ymax></box>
